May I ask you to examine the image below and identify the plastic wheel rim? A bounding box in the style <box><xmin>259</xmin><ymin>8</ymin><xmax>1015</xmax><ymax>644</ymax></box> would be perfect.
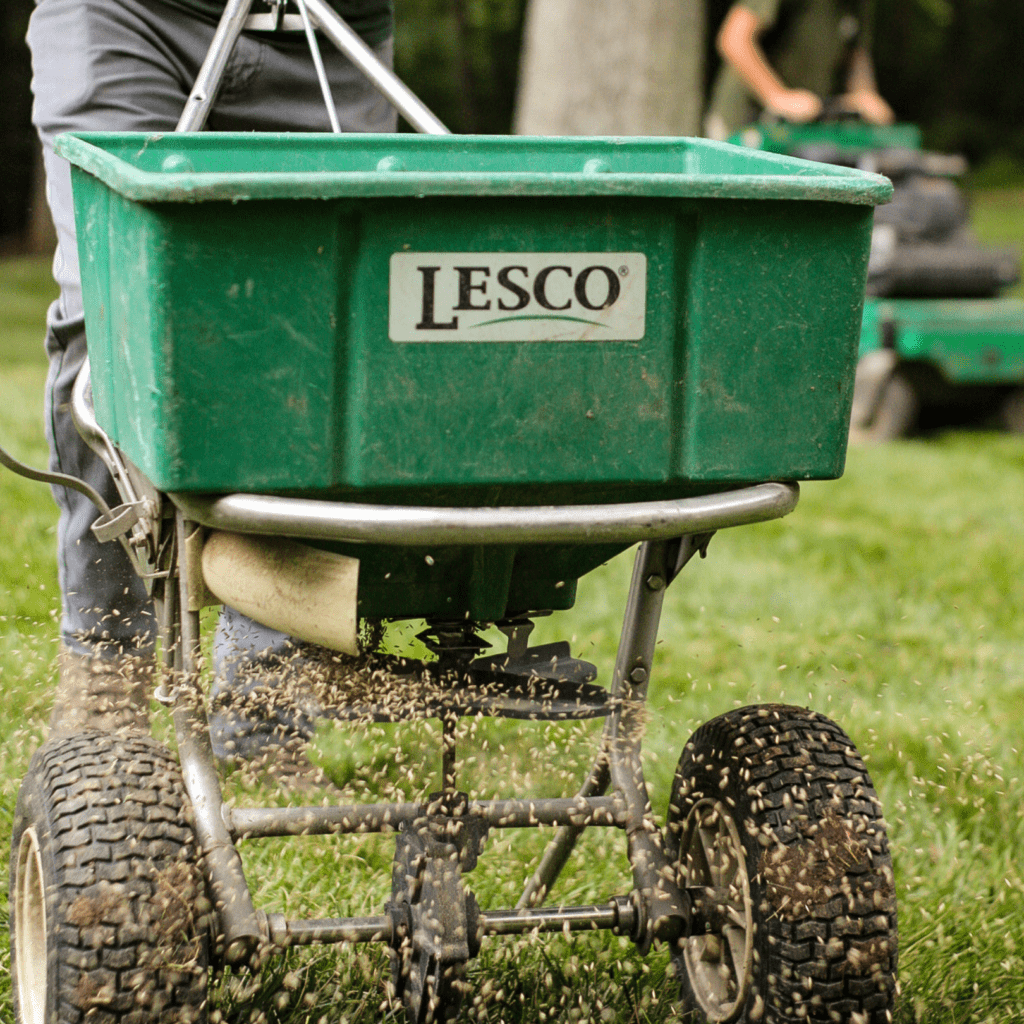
<box><xmin>15</xmin><ymin>826</ymin><xmax>48</xmax><ymax>1024</ymax></box>
<box><xmin>679</xmin><ymin>798</ymin><xmax>754</xmax><ymax>1022</ymax></box>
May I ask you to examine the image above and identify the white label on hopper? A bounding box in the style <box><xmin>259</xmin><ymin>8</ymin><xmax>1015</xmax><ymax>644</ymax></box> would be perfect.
<box><xmin>388</xmin><ymin>252</ymin><xmax>647</xmax><ymax>342</ymax></box>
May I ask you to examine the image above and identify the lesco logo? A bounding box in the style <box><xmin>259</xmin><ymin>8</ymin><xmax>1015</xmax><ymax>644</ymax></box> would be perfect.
<box><xmin>388</xmin><ymin>252</ymin><xmax>647</xmax><ymax>342</ymax></box>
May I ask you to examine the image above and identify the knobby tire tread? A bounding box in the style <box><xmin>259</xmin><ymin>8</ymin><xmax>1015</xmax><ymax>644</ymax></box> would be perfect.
<box><xmin>10</xmin><ymin>731</ymin><xmax>208</xmax><ymax>1024</ymax></box>
<box><xmin>668</xmin><ymin>704</ymin><xmax>897</xmax><ymax>1024</ymax></box>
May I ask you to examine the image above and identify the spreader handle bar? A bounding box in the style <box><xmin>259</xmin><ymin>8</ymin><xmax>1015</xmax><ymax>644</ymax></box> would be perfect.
<box><xmin>177</xmin><ymin>0</ymin><xmax>449</xmax><ymax>135</ymax></box>
<box><xmin>170</xmin><ymin>481</ymin><xmax>798</xmax><ymax>548</ymax></box>
<box><xmin>303</xmin><ymin>0</ymin><xmax>450</xmax><ymax>135</ymax></box>
<box><xmin>177</xmin><ymin>0</ymin><xmax>254</xmax><ymax>132</ymax></box>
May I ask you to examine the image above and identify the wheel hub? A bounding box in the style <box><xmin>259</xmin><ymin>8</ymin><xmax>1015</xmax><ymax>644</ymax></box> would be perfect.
<box><xmin>678</xmin><ymin>799</ymin><xmax>754</xmax><ymax>1023</ymax></box>
<box><xmin>15</xmin><ymin>826</ymin><xmax>48</xmax><ymax>1024</ymax></box>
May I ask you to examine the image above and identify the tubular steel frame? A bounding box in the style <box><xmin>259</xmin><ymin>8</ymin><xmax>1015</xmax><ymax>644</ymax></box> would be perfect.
<box><xmin>71</xmin><ymin>365</ymin><xmax>800</xmax><ymax>965</ymax></box>
<box><xmin>127</xmin><ymin>499</ymin><xmax>801</xmax><ymax>964</ymax></box>
<box><xmin>55</xmin><ymin>0</ymin><xmax>806</xmax><ymax>982</ymax></box>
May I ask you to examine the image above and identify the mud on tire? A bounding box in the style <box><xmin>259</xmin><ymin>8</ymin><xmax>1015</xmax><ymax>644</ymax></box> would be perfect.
<box><xmin>666</xmin><ymin>704</ymin><xmax>897</xmax><ymax>1024</ymax></box>
<box><xmin>10</xmin><ymin>731</ymin><xmax>209</xmax><ymax>1024</ymax></box>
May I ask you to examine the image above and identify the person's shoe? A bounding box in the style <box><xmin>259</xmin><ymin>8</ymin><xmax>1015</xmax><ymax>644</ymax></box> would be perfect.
<box><xmin>48</xmin><ymin>644</ymin><xmax>153</xmax><ymax>737</ymax></box>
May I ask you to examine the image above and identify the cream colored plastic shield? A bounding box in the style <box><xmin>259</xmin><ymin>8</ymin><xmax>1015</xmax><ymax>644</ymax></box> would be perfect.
<box><xmin>201</xmin><ymin>531</ymin><xmax>359</xmax><ymax>654</ymax></box>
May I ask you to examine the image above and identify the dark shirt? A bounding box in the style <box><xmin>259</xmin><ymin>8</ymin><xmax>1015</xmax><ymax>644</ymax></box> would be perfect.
<box><xmin>707</xmin><ymin>0</ymin><xmax>869</xmax><ymax>137</ymax></box>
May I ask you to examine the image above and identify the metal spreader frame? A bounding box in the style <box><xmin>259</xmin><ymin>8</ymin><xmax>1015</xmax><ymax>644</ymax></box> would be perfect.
<box><xmin>72</xmin><ymin>359</ymin><xmax>800</xmax><ymax>966</ymax></box>
<box><xmin>54</xmin><ymin>3</ymin><xmax>805</xmax><ymax>1019</ymax></box>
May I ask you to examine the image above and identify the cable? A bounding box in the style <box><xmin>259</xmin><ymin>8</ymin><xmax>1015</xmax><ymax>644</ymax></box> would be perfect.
<box><xmin>0</xmin><ymin>441</ymin><xmax>111</xmax><ymax>515</ymax></box>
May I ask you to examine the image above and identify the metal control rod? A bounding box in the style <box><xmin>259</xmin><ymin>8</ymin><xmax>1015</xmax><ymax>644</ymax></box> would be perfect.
<box><xmin>267</xmin><ymin>914</ymin><xmax>392</xmax><ymax>946</ymax></box>
<box><xmin>227</xmin><ymin>796</ymin><xmax>626</xmax><ymax>839</ymax></box>
<box><xmin>482</xmin><ymin>904</ymin><xmax>624</xmax><ymax>936</ymax></box>
<box><xmin>265</xmin><ymin>902</ymin><xmax>633</xmax><ymax>947</ymax></box>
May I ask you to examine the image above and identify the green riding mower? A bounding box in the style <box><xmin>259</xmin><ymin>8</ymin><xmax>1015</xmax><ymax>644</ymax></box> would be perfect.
<box><xmin>735</xmin><ymin>120</ymin><xmax>1024</xmax><ymax>440</ymax></box>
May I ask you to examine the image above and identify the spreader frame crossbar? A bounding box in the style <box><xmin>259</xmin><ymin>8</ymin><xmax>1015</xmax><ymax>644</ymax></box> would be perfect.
<box><xmin>261</xmin><ymin>886</ymin><xmax>730</xmax><ymax>949</ymax></box>
<box><xmin>226</xmin><ymin>796</ymin><xmax>627</xmax><ymax>839</ymax></box>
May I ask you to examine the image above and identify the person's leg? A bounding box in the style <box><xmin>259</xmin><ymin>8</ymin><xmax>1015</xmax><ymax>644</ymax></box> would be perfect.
<box><xmin>28</xmin><ymin>0</ymin><xmax>203</xmax><ymax>732</ymax></box>
<box><xmin>28</xmin><ymin>0</ymin><xmax>196</xmax><ymax>660</ymax></box>
<box><xmin>210</xmin><ymin>612</ymin><xmax>318</xmax><ymax>761</ymax></box>
<box><xmin>28</xmin><ymin>0</ymin><xmax>265</xmax><ymax>729</ymax></box>
<box><xmin>205</xmin><ymin>31</ymin><xmax>396</xmax><ymax>134</ymax></box>
<box><xmin>31</xmin><ymin>0</ymin><xmax>395</xmax><ymax>749</ymax></box>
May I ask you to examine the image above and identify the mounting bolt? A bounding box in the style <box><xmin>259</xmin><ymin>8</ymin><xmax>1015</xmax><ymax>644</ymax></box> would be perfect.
<box><xmin>645</xmin><ymin>574</ymin><xmax>665</xmax><ymax>591</ymax></box>
<box><xmin>629</xmin><ymin>666</ymin><xmax>648</xmax><ymax>684</ymax></box>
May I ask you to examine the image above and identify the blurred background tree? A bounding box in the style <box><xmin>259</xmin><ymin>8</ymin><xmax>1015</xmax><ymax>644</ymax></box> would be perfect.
<box><xmin>394</xmin><ymin>0</ymin><xmax>529</xmax><ymax>134</ymax></box>
<box><xmin>513</xmin><ymin>0</ymin><xmax>704</xmax><ymax>136</ymax></box>
<box><xmin>873</xmin><ymin>0</ymin><xmax>1024</xmax><ymax>182</ymax></box>
<box><xmin>2</xmin><ymin>0</ymin><xmax>1023</xmax><ymax>252</ymax></box>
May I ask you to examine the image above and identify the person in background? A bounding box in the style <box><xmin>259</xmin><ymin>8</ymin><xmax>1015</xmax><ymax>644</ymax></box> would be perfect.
<box><xmin>704</xmin><ymin>0</ymin><xmax>894</xmax><ymax>140</ymax></box>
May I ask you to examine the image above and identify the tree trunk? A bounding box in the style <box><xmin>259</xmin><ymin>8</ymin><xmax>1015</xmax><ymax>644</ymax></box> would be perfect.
<box><xmin>514</xmin><ymin>0</ymin><xmax>705</xmax><ymax>136</ymax></box>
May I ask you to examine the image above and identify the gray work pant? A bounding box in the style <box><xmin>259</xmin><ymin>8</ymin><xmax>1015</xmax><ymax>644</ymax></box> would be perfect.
<box><xmin>28</xmin><ymin>0</ymin><xmax>395</xmax><ymax>755</ymax></box>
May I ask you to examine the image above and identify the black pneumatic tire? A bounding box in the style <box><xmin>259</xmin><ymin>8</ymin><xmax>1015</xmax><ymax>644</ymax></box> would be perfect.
<box><xmin>666</xmin><ymin>704</ymin><xmax>897</xmax><ymax>1024</ymax></box>
<box><xmin>864</xmin><ymin>372</ymin><xmax>918</xmax><ymax>441</ymax></box>
<box><xmin>1001</xmin><ymin>388</ymin><xmax>1024</xmax><ymax>435</ymax></box>
<box><xmin>10</xmin><ymin>732</ymin><xmax>209</xmax><ymax>1024</ymax></box>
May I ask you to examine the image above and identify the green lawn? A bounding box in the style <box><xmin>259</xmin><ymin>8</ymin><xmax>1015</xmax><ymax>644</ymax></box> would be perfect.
<box><xmin>1</xmin><ymin>195</ymin><xmax>1023</xmax><ymax>1023</ymax></box>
